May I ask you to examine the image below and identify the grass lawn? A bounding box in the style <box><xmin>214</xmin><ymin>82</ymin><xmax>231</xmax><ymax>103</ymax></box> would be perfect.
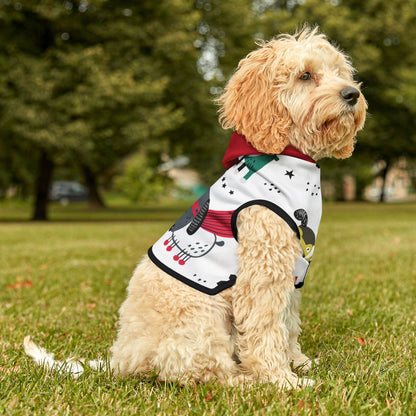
<box><xmin>0</xmin><ymin>202</ymin><xmax>415</xmax><ymax>415</ymax></box>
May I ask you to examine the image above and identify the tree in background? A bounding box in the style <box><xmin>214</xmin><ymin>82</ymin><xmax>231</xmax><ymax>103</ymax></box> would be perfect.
<box><xmin>0</xmin><ymin>1</ymin><xmax>195</xmax><ymax>219</ymax></box>
<box><xmin>163</xmin><ymin>0</ymin><xmax>255</xmax><ymax>184</ymax></box>
<box><xmin>1</xmin><ymin>0</ymin><xmax>416</xmax><ymax>214</ymax></box>
<box><xmin>0</xmin><ymin>0</ymin><xmax>256</xmax><ymax>218</ymax></box>
<box><xmin>114</xmin><ymin>153</ymin><xmax>170</xmax><ymax>203</ymax></box>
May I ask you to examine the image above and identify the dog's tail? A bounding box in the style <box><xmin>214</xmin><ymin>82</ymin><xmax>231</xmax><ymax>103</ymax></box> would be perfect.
<box><xmin>23</xmin><ymin>336</ymin><xmax>106</xmax><ymax>378</ymax></box>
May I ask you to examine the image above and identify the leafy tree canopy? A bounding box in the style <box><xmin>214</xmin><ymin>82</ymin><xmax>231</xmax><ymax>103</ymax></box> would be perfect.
<box><xmin>1</xmin><ymin>0</ymin><xmax>416</xmax><ymax>211</ymax></box>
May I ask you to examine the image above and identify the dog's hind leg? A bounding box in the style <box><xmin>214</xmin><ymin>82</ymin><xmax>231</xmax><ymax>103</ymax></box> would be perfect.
<box><xmin>110</xmin><ymin>259</ymin><xmax>170</xmax><ymax>377</ymax></box>
<box><xmin>232</xmin><ymin>205</ymin><xmax>314</xmax><ymax>388</ymax></box>
<box><xmin>110</xmin><ymin>258</ymin><xmax>241</xmax><ymax>384</ymax></box>
<box><xmin>151</xmin><ymin>298</ymin><xmax>241</xmax><ymax>385</ymax></box>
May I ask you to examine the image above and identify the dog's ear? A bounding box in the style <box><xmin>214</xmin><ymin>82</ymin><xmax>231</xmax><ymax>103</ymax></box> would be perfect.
<box><xmin>218</xmin><ymin>45</ymin><xmax>292</xmax><ymax>154</ymax></box>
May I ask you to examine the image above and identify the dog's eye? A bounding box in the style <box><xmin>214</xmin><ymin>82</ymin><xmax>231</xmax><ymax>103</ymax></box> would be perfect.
<box><xmin>299</xmin><ymin>72</ymin><xmax>312</xmax><ymax>81</ymax></box>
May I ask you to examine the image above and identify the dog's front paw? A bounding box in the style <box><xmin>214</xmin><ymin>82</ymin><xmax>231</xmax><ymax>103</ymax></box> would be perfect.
<box><xmin>293</xmin><ymin>355</ymin><xmax>319</xmax><ymax>373</ymax></box>
<box><xmin>281</xmin><ymin>375</ymin><xmax>315</xmax><ymax>389</ymax></box>
<box><xmin>299</xmin><ymin>377</ymin><xmax>315</xmax><ymax>388</ymax></box>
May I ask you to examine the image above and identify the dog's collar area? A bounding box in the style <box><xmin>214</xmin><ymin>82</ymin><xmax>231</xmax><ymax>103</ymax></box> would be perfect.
<box><xmin>222</xmin><ymin>132</ymin><xmax>316</xmax><ymax>168</ymax></box>
<box><xmin>279</xmin><ymin>146</ymin><xmax>316</xmax><ymax>164</ymax></box>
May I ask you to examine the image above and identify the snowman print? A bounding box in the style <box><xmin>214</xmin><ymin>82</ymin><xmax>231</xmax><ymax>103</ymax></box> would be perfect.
<box><xmin>163</xmin><ymin>191</ymin><xmax>225</xmax><ymax>266</ymax></box>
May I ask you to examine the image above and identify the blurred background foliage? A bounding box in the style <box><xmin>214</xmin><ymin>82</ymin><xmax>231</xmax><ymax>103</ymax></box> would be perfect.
<box><xmin>0</xmin><ymin>0</ymin><xmax>415</xmax><ymax>219</ymax></box>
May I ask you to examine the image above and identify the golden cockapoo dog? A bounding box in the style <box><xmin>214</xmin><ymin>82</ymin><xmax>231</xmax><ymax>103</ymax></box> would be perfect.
<box><xmin>25</xmin><ymin>27</ymin><xmax>366</xmax><ymax>388</ymax></box>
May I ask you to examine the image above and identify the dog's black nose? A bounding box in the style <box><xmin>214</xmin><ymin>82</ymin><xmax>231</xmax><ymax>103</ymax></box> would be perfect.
<box><xmin>340</xmin><ymin>87</ymin><xmax>360</xmax><ymax>106</ymax></box>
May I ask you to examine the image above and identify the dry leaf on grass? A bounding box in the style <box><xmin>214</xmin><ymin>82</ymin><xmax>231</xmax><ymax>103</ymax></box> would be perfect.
<box><xmin>204</xmin><ymin>390</ymin><xmax>213</xmax><ymax>402</ymax></box>
<box><xmin>6</xmin><ymin>279</ymin><xmax>33</xmax><ymax>290</ymax></box>
<box><xmin>85</xmin><ymin>303</ymin><xmax>97</xmax><ymax>309</ymax></box>
<box><xmin>354</xmin><ymin>337</ymin><xmax>366</xmax><ymax>346</ymax></box>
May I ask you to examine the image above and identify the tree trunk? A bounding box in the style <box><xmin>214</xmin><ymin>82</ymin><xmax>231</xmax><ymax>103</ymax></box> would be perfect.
<box><xmin>81</xmin><ymin>164</ymin><xmax>106</xmax><ymax>209</ymax></box>
<box><xmin>379</xmin><ymin>160</ymin><xmax>390</xmax><ymax>203</ymax></box>
<box><xmin>32</xmin><ymin>150</ymin><xmax>54</xmax><ymax>221</ymax></box>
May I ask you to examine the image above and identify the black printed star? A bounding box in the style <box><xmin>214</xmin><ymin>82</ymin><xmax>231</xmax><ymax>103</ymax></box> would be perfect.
<box><xmin>229</xmin><ymin>190</ymin><xmax>234</xmax><ymax>195</ymax></box>
<box><xmin>285</xmin><ymin>170</ymin><xmax>295</xmax><ymax>179</ymax></box>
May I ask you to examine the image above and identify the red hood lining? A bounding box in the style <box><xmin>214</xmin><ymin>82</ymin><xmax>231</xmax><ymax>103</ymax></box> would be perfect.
<box><xmin>222</xmin><ymin>132</ymin><xmax>316</xmax><ymax>169</ymax></box>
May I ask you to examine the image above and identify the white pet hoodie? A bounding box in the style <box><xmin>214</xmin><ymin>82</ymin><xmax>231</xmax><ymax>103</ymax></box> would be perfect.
<box><xmin>149</xmin><ymin>132</ymin><xmax>322</xmax><ymax>295</ymax></box>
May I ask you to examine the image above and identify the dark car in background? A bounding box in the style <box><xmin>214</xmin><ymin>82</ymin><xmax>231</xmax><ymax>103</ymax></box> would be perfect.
<box><xmin>49</xmin><ymin>181</ymin><xmax>89</xmax><ymax>205</ymax></box>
